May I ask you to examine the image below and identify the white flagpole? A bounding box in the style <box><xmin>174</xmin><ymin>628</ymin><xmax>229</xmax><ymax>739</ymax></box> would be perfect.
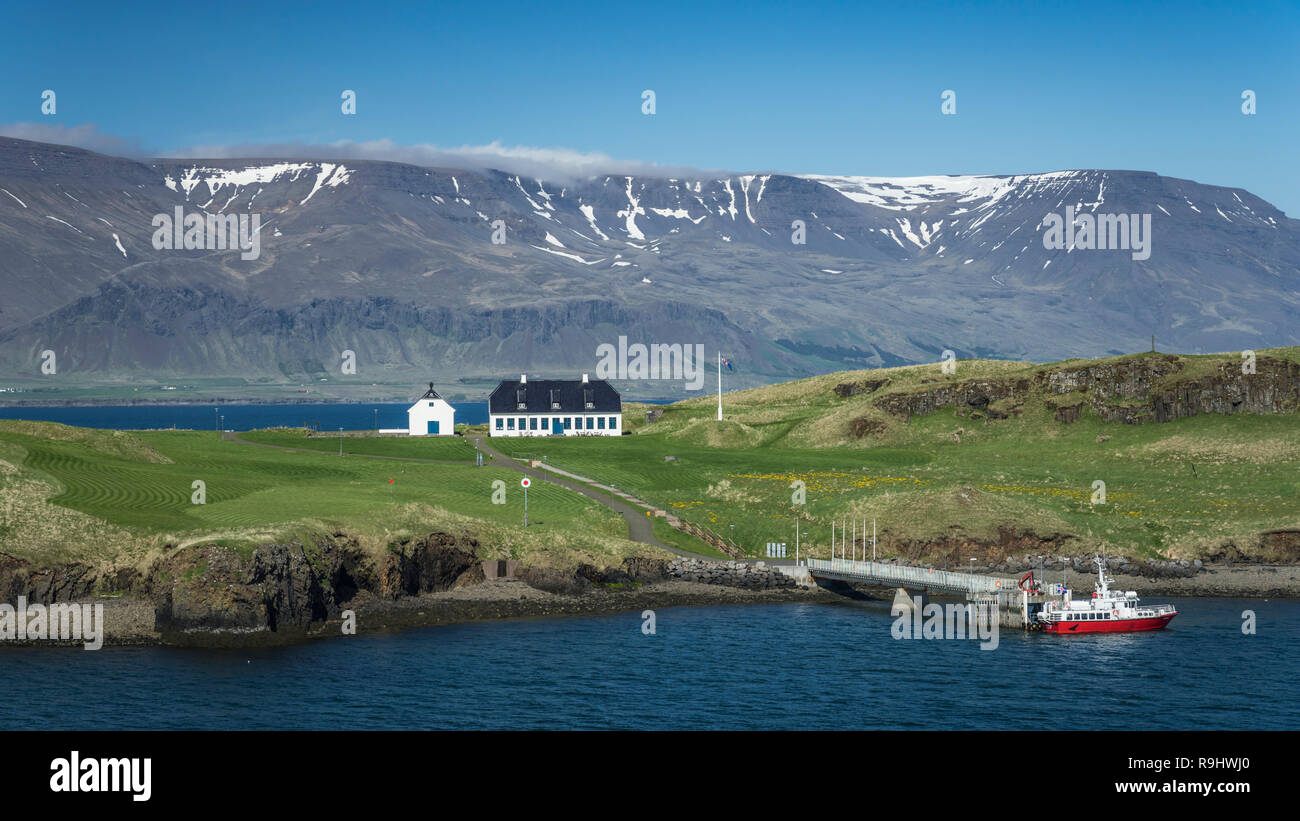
<box><xmin>852</xmin><ymin>519</ymin><xmax>856</xmax><ymax>562</ymax></box>
<box><xmin>716</xmin><ymin>352</ymin><xmax>722</xmax><ymax>421</ymax></box>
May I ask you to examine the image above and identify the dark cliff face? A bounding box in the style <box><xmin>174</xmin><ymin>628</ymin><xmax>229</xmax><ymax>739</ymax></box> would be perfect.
<box><xmin>0</xmin><ymin>531</ymin><xmax>486</xmax><ymax>640</ymax></box>
<box><xmin>1147</xmin><ymin>359</ymin><xmax>1300</xmax><ymax>422</ymax></box>
<box><xmin>0</xmin><ymin>553</ymin><xmax>99</xmax><ymax>603</ymax></box>
<box><xmin>875</xmin><ymin>377</ymin><xmax>1031</xmax><ymax>419</ymax></box>
<box><xmin>377</xmin><ymin>532</ymin><xmax>485</xmax><ymax>599</ymax></box>
<box><xmin>870</xmin><ymin>354</ymin><xmax>1300</xmax><ymax>425</ymax></box>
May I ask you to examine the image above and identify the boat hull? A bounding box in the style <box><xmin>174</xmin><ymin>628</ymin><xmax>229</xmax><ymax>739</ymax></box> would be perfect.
<box><xmin>1043</xmin><ymin>613</ymin><xmax>1177</xmax><ymax>633</ymax></box>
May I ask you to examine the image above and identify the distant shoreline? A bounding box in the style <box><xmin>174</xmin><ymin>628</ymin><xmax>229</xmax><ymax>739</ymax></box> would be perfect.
<box><xmin>0</xmin><ymin>398</ymin><xmax>454</xmax><ymax>408</ymax></box>
<box><xmin>0</xmin><ymin>396</ymin><xmax>679</xmax><ymax>408</ymax></box>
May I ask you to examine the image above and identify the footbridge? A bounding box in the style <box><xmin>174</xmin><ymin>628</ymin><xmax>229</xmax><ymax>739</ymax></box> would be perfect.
<box><xmin>805</xmin><ymin>558</ymin><xmax>1019</xmax><ymax>594</ymax></box>
<box><xmin>805</xmin><ymin>558</ymin><xmax>1054</xmax><ymax>628</ymax></box>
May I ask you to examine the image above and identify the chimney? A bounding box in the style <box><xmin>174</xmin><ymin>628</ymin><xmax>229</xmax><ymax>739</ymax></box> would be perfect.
<box><xmin>520</xmin><ymin>374</ymin><xmax>527</xmax><ymax>384</ymax></box>
<box><xmin>581</xmin><ymin>373</ymin><xmax>589</xmax><ymax>383</ymax></box>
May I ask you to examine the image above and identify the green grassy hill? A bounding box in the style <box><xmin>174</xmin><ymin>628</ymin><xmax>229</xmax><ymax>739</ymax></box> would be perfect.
<box><xmin>0</xmin><ymin>425</ymin><xmax>644</xmax><ymax>571</ymax></box>
<box><xmin>515</xmin><ymin>348</ymin><xmax>1300</xmax><ymax>561</ymax></box>
<box><xmin>1</xmin><ymin>347</ymin><xmax>1297</xmax><ymax>572</ymax></box>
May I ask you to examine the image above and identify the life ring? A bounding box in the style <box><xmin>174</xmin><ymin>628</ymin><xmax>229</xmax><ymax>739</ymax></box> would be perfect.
<box><xmin>995</xmin><ymin>579</ymin><xmax>1003</xmax><ymax>588</ymax></box>
<box><xmin>1111</xmin><ymin>609</ymin><xmax>1118</xmax><ymax>618</ymax></box>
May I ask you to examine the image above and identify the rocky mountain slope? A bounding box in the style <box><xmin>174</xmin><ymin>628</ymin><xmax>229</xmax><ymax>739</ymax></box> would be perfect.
<box><xmin>1</xmin><ymin>136</ymin><xmax>1297</xmax><ymax>393</ymax></box>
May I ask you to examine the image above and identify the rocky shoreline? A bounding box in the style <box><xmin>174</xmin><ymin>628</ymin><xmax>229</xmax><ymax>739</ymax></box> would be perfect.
<box><xmin>4</xmin><ymin>535</ymin><xmax>1300</xmax><ymax>649</ymax></box>
<box><xmin>0</xmin><ymin>579</ymin><xmax>840</xmax><ymax>649</ymax></box>
<box><xmin>0</xmin><ymin>537</ymin><xmax>840</xmax><ymax>648</ymax></box>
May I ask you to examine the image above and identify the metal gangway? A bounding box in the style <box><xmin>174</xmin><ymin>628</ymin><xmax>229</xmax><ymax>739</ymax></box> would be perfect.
<box><xmin>805</xmin><ymin>558</ymin><xmax>1019</xmax><ymax>595</ymax></box>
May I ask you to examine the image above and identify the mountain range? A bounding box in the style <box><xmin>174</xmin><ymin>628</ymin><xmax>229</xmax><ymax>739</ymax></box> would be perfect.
<box><xmin>1</xmin><ymin>136</ymin><xmax>1297</xmax><ymax>396</ymax></box>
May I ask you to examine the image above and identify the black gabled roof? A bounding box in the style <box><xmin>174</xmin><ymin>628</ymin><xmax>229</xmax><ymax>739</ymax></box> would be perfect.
<box><xmin>489</xmin><ymin>378</ymin><xmax>621</xmax><ymax>414</ymax></box>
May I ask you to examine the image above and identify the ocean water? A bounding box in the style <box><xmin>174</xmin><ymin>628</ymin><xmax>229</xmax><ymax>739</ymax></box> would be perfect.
<box><xmin>0</xmin><ymin>399</ymin><xmax>674</xmax><ymax>431</ymax></box>
<box><xmin>2</xmin><ymin>597</ymin><xmax>1294</xmax><ymax>730</ymax></box>
<box><xmin>0</xmin><ymin>403</ymin><xmax>488</xmax><ymax>431</ymax></box>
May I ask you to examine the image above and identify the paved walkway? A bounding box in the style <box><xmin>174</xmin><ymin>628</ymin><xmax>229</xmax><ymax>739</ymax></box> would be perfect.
<box><xmin>473</xmin><ymin>438</ymin><xmax>795</xmax><ymax>566</ymax></box>
<box><xmin>470</xmin><ymin>437</ymin><xmax>708</xmax><ymax>557</ymax></box>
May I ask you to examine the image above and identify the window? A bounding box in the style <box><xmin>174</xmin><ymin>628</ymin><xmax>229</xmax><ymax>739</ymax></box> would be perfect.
<box><xmin>516</xmin><ymin>387</ymin><xmax>527</xmax><ymax>410</ymax></box>
<box><xmin>608</xmin><ymin>416</ymin><xmax>617</xmax><ymax>429</ymax></box>
<box><xmin>564</xmin><ymin>417</ymin><xmax>571</xmax><ymax>429</ymax></box>
<box><xmin>507</xmin><ymin>418</ymin><xmax>515</xmax><ymax>430</ymax></box>
<box><xmin>584</xmin><ymin>388</ymin><xmax>594</xmax><ymax>409</ymax></box>
<box><xmin>428</xmin><ymin>402</ymin><xmax>435</xmax><ymax>407</ymax></box>
<box><xmin>541</xmin><ymin>417</ymin><xmax>549</xmax><ymax>430</ymax></box>
<box><xmin>585</xmin><ymin>417</ymin><xmax>593</xmax><ymax>429</ymax></box>
<box><xmin>597</xmin><ymin>416</ymin><xmax>605</xmax><ymax>429</ymax></box>
<box><xmin>529</xmin><ymin>417</ymin><xmax>538</xmax><ymax>430</ymax></box>
<box><xmin>550</xmin><ymin>388</ymin><xmax>561</xmax><ymax>410</ymax></box>
<box><xmin>495</xmin><ymin>418</ymin><xmax>503</xmax><ymax>430</ymax></box>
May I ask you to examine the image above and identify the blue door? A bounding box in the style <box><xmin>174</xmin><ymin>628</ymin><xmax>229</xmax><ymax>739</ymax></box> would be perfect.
<box><xmin>428</xmin><ymin>420</ymin><xmax>439</xmax><ymax>435</ymax></box>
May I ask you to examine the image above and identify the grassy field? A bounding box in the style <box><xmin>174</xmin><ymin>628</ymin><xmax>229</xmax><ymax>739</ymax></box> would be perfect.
<box><xmin>239</xmin><ymin>428</ymin><xmax>477</xmax><ymax>460</ymax></box>
<box><xmin>0</xmin><ymin>421</ymin><xmax>643</xmax><ymax>570</ymax></box>
<box><xmin>1</xmin><ymin>348</ymin><xmax>1297</xmax><ymax>570</ymax></box>
<box><xmin>501</xmin><ymin>349</ymin><xmax>1300</xmax><ymax>561</ymax></box>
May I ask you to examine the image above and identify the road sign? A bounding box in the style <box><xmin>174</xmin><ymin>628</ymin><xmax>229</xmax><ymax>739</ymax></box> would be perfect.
<box><xmin>521</xmin><ymin>477</ymin><xmax>531</xmax><ymax>488</ymax></box>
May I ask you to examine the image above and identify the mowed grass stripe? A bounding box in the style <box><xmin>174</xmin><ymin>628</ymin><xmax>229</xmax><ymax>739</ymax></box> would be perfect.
<box><xmin>239</xmin><ymin>430</ymin><xmax>477</xmax><ymax>461</ymax></box>
<box><xmin>0</xmin><ymin>428</ymin><xmax>626</xmax><ymax>542</ymax></box>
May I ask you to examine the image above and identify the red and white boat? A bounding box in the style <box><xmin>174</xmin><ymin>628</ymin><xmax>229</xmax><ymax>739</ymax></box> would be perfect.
<box><xmin>1035</xmin><ymin>556</ymin><xmax>1177</xmax><ymax>633</ymax></box>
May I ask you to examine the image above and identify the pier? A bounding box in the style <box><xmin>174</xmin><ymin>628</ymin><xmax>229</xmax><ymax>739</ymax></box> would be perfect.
<box><xmin>805</xmin><ymin>558</ymin><xmax>1053</xmax><ymax>628</ymax></box>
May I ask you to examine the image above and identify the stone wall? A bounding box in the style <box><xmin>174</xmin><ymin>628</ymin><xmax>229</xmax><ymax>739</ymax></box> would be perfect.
<box><xmin>667</xmin><ymin>558</ymin><xmax>799</xmax><ymax>589</ymax></box>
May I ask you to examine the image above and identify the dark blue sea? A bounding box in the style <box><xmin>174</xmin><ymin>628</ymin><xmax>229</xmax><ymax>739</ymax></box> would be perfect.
<box><xmin>2</xmin><ymin>597</ymin><xmax>1295</xmax><ymax>730</ymax></box>
<box><xmin>0</xmin><ymin>399</ymin><xmax>674</xmax><ymax>431</ymax></box>
<box><xmin>0</xmin><ymin>403</ymin><xmax>488</xmax><ymax>431</ymax></box>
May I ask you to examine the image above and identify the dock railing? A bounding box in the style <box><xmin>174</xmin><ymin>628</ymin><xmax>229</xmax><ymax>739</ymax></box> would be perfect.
<box><xmin>806</xmin><ymin>558</ymin><xmax>1017</xmax><ymax>594</ymax></box>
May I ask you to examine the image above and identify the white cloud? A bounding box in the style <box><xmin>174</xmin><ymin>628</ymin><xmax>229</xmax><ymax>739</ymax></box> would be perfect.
<box><xmin>0</xmin><ymin>122</ymin><xmax>725</xmax><ymax>183</ymax></box>
<box><xmin>0</xmin><ymin>122</ymin><xmax>149</xmax><ymax>157</ymax></box>
<box><xmin>168</xmin><ymin>138</ymin><xmax>723</xmax><ymax>183</ymax></box>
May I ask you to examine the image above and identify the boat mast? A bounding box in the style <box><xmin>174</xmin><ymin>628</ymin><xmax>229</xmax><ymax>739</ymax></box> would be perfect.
<box><xmin>1094</xmin><ymin>554</ymin><xmax>1112</xmax><ymax>596</ymax></box>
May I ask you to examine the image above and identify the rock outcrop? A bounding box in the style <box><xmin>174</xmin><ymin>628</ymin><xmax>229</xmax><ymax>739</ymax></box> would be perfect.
<box><xmin>875</xmin><ymin>378</ymin><xmax>1032</xmax><ymax>420</ymax></box>
<box><xmin>667</xmin><ymin>558</ymin><xmax>798</xmax><ymax>589</ymax></box>
<box><xmin>73</xmin><ymin>530</ymin><xmax>490</xmax><ymax>641</ymax></box>
<box><xmin>872</xmin><ymin>354</ymin><xmax>1300</xmax><ymax>425</ymax></box>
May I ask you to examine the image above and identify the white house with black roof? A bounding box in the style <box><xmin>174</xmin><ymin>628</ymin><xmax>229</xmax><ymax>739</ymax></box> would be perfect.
<box><xmin>406</xmin><ymin>382</ymin><xmax>456</xmax><ymax>436</ymax></box>
<box><xmin>488</xmin><ymin>373</ymin><xmax>621</xmax><ymax>437</ymax></box>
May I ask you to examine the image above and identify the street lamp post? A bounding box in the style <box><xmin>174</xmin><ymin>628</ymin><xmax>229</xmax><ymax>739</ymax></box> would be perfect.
<box><xmin>339</xmin><ymin>427</ymin><xmax>343</xmax><ymax>456</ymax></box>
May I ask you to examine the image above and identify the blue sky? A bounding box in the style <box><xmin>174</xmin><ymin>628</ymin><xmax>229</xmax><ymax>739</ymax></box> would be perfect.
<box><xmin>3</xmin><ymin>0</ymin><xmax>1297</xmax><ymax>212</ymax></box>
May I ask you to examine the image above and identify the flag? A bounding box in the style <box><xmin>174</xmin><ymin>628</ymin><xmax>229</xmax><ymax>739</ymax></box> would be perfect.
<box><xmin>720</xmin><ymin>356</ymin><xmax>734</xmax><ymax>372</ymax></box>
